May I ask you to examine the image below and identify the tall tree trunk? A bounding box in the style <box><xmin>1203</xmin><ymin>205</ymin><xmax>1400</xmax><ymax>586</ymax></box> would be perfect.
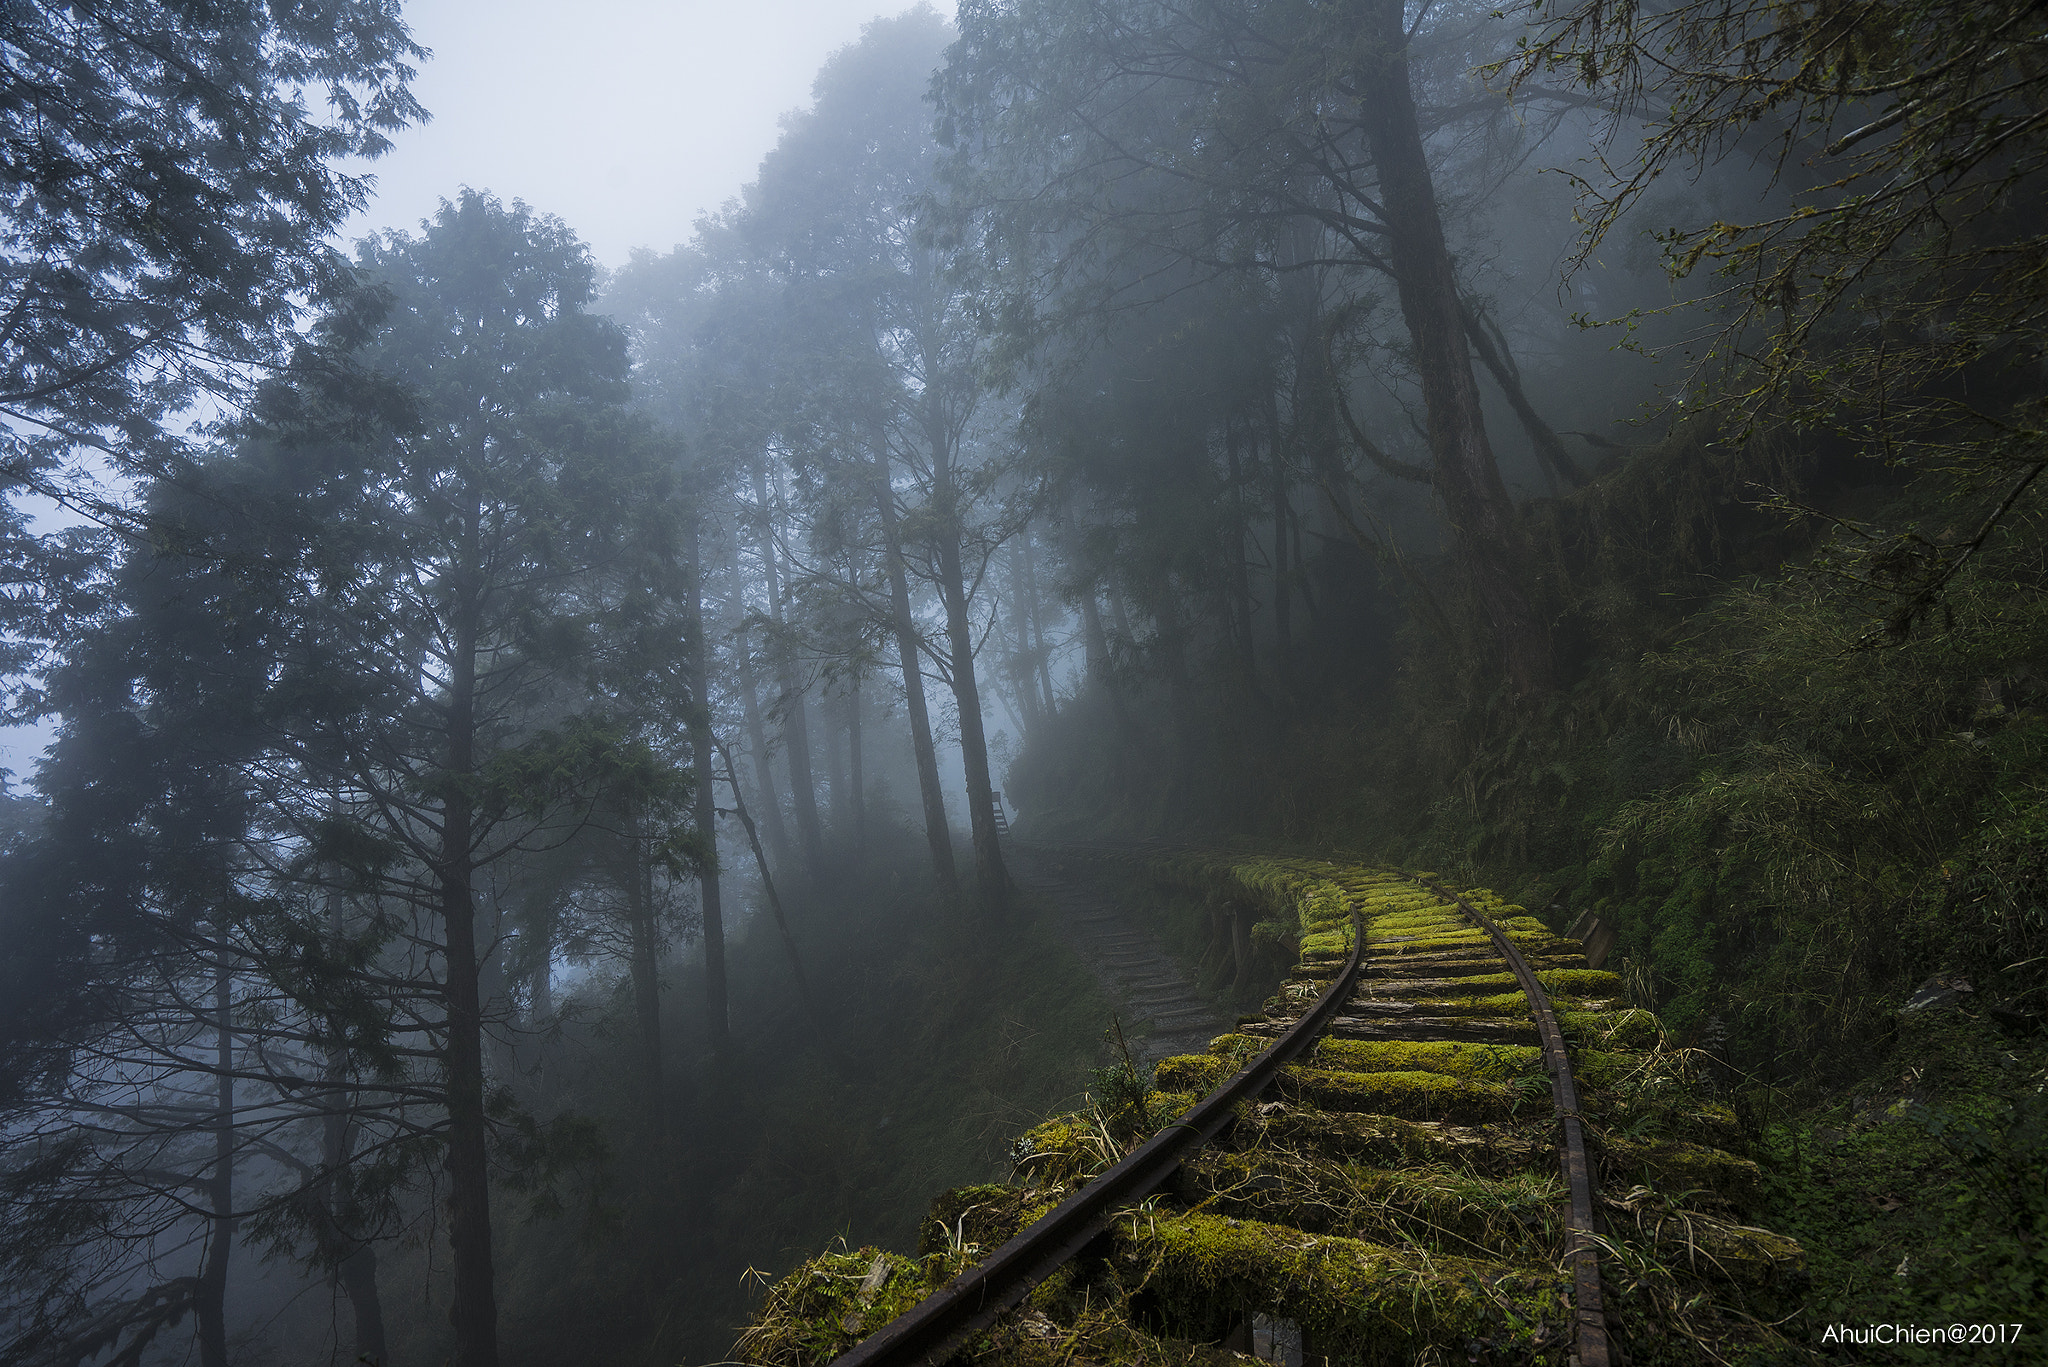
<box><xmin>1285</xmin><ymin>232</ymin><xmax>1358</xmax><ymax>520</ymax></box>
<box><xmin>195</xmin><ymin>953</ymin><xmax>233</xmax><ymax>1367</ymax></box>
<box><xmin>1223</xmin><ymin>419</ymin><xmax>1263</xmax><ymax>694</ymax></box>
<box><xmin>1151</xmin><ymin>587</ymin><xmax>1200</xmax><ymax>814</ymax></box>
<box><xmin>846</xmin><ymin>675</ymin><xmax>866</xmax><ymax>847</ymax></box>
<box><xmin>320</xmin><ymin>893</ymin><xmax>388</xmax><ymax>1365</ymax></box>
<box><xmin>1002</xmin><ymin>555</ymin><xmax>1044</xmax><ymax>736</ymax></box>
<box><xmin>1460</xmin><ymin>297</ymin><xmax>1584</xmax><ymax>492</ymax></box>
<box><xmin>321</xmin><ymin>1111</ymin><xmax>387</xmax><ymax>1362</ymax></box>
<box><xmin>734</xmin><ymin>635</ymin><xmax>792</xmax><ymax>869</ymax></box>
<box><xmin>1080</xmin><ymin>589</ymin><xmax>1110</xmax><ymax>683</ymax></box>
<box><xmin>935</xmin><ymin>518</ymin><xmax>1011</xmax><ymax>917</ymax></box>
<box><xmin>1289</xmin><ymin>495</ymin><xmax>1323</xmax><ymax>625</ymax></box>
<box><xmin>1358</xmin><ymin>0</ymin><xmax>1553</xmax><ymax>694</ymax></box>
<box><xmin>337</xmin><ymin>1244</ymin><xmax>387</xmax><ymax>1366</ymax></box>
<box><xmin>713</xmin><ymin>736</ymin><xmax>821</xmax><ymax>1021</ymax></box>
<box><xmin>529</xmin><ymin>960</ymin><xmax>551</xmax><ymax>1022</ymax></box>
<box><xmin>442</xmin><ymin>602</ymin><xmax>500</xmax><ymax>1367</ymax></box>
<box><xmin>1018</xmin><ymin>531</ymin><xmax>1057</xmax><ymax>718</ymax></box>
<box><xmin>728</xmin><ymin>537</ymin><xmax>793</xmax><ymax>873</ymax></box>
<box><xmin>869</xmin><ymin>436</ymin><xmax>959</xmax><ymax>903</ymax></box>
<box><xmin>824</xmin><ymin>683</ymin><xmax>848</xmax><ymax>837</ymax></box>
<box><xmin>1267</xmin><ymin>403</ymin><xmax>1294</xmax><ymax>692</ymax></box>
<box><xmin>1108</xmin><ymin>576</ymin><xmax>1135</xmax><ymax>642</ymax></box>
<box><xmin>474</xmin><ymin>876</ymin><xmax>516</xmax><ymax>1082</ymax></box>
<box><xmin>623</xmin><ymin>816</ymin><xmax>664</xmax><ymax>1145</ymax></box>
<box><xmin>752</xmin><ymin>460</ymin><xmax>826</xmax><ymax>875</ymax></box>
<box><xmin>685</xmin><ymin>520</ymin><xmax>730</xmax><ymax>1061</ymax></box>
<box><xmin>1080</xmin><ymin>587</ymin><xmax>1144</xmax><ymax>752</ymax></box>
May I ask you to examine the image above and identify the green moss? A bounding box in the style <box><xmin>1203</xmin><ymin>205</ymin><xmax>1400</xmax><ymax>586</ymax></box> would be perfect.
<box><xmin>1157</xmin><ymin>1054</ymin><xmax>1522</xmax><ymax>1121</ymax></box>
<box><xmin>1753</xmin><ymin>1029</ymin><xmax>2048</xmax><ymax>1353</ymax></box>
<box><xmin>920</xmin><ymin>1184</ymin><xmax>1040</xmax><ymax>1258</ymax></box>
<box><xmin>1280</xmin><ymin>1066</ymin><xmax>1521</xmax><ymax>1122</ymax></box>
<box><xmin>1599</xmin><ymin>1136</ymin><xmax>1764</xmax><ymax>1210</ymax></box>
<box><xmin>1364</xmin><ymin>911</ymin><xmax>1467</xmax><ymax>931</ymax></box>
<box><xmin>1178</xmin><ymin>1151</ymin><xmax>1567</xmax><ymax>1255</ymax></box>
<box><xmin>1609</xmin><ymin>1204</ymin><xmax>1806</xmax><ymax>1288</ymax></box>
<box><xmin>1367</xmin><ymin>928</ymin><xmax>1485</xmax><ymax>949</ymax></box>
<box><xmin>735</xmin><ymin>1247</ymin><xmax>936</xmax><ymax>1367</ymax></box>
<box><xmin>1535</xmin><ymin>968</ymin><xmax>1626</xmax><ymax>996</ymax></box>
<box><xmin>1367</xmin><ymin>970</ymin><xmax>1523</xmax><ymax>995</ymax></box>
<box><xmin>1571</xmin><ymin>1049</ymin><xmax>1646</xmax><ymax>1089</ymax></box>
<box><xmin>1110</xmin><ymin>1211</ymin><xmax>1566</xmax><ymax>1364</ymax></box>
<box><xmin>1368</xmin><ymin>928</ymin><xmax>1560</xmax><ymax>957</ymax></box>
<box><xmin>965</xmin><ymin>1303</ymin><xmax>1245</xmax><ymax>1367</ymax></box>
<box><xmin>1010</xmin><ymin>1114</ymin><xmax>1115</xmax><ymax>1190</ymax></box>
<box><xmin>1562</xmin><ymin>1007</ymin><xmax>1664</xmax><ymax>1050</ymax></box>
<box><xmin>1153</xmin><ymin>1054</ymin><xmax>1231</xmax><ymax>1094</ymax></box>
<box><xmin>1384</xmin><ymin>989</ymin><xmax>1530</xmax><ymax>1015</ymax></box>
<box><xmin>1202</xmin><ymin>1033</ymin><xmax>1264</xmax><ymax>1064</ymax></box>
<box><xmin>1593</xmin><ymin>1092</ymin><xmax>1742</xmax><ymax>1148</ymax></box>
<box><xmin>1244</xmin><ymin>1108</ymin><xmax>1546</xmax><ymax>1174</ymax></box>
<box><xmin>1298</xmin><ymin>930</ymin><xmax>1352</xmax><ymax>959</ymax></box>
<box><xmin>1310</xmin><ymin>1038</ymin><xmax>1543</xmax><ymax>1081</ymax></box>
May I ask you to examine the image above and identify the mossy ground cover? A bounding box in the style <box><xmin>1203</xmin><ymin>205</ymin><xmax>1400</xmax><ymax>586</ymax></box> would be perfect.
<box><xmin>1176</xmin><ymin>1149</ymin><xmax>1568</xmax><ymax>1256</ymax></box>
<box><xmin>1743</xmin><ymin>1013</ymin><xmax>2048</xmax><ymax>1363</ymax></box>
<box><xmin>739</xmin><ymin>856</ymin><xmax>1809</xmax><ymax>1367</ymax></box>
<box><xmin>1108</xmin><ymin>1211</ymin><xmax>1565</xmax><ymax>1364</ymax></box>
<box><xmin>1246</xmin><ymin>1108</ymin><xmax>1549</xmax><ymax>1175</ymax></box>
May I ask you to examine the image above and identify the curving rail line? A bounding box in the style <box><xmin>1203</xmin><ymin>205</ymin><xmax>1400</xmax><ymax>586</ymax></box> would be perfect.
<box><xmin>1415</xmin><ymin>874</ymin><xmax>1610</xmax><ymax>1367</ymax></box>
<box><xmin>821</xmin><ymin>860</ymin><xmax>1613</xmax><ymax>1367</ymax></box>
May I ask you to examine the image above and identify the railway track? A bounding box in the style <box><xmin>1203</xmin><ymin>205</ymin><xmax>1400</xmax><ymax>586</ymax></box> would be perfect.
<box><xmin>738</xmin><ymin>852</ymin><xmax>1805</xmax><ymax>1367</ymax></box>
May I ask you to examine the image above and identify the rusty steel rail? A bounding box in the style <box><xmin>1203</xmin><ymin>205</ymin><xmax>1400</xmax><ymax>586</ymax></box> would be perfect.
<box><xmin>1414</xmin><ymin>875</ymin><xmax>1612</xmax><ymax>1367</ymax></box>
<box><xmin>823</xmin><ymin>908</ymin><xmax>1366</xmax><ymax>1367</ymax></box>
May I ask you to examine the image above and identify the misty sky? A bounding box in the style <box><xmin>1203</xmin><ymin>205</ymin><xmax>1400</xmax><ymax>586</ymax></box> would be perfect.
<box><xmin>0</xmin><ymin>0</ymin><xmax>924</xmax><ymax>782</ymax></box>
<box><xmin>341</xmin><ymin>0</ymin><xmax>924</xmax><ymax>265</ymax></box>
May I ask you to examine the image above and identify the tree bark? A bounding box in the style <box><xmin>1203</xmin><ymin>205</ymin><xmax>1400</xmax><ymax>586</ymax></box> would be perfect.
<box><xmin>323</xmin><ymin>1118</ymin><xmax>387</xmax><ymax>1364</ymax></box>
<box><xmin>337</xmin><ymin>1243</ymin><xmax>388</xmax><ymax>1366</ymax></box>
<box><xmin>442</xmin><ymin>594</ymin><xmax>500</xmax><ymax>1367</ymax></box>
<box><xmin>714</xmin><ymin>736</ymin><xmax>821</xmax><ymax>1021</ymax></box>
<box><xmin>1018</xmin><ymin>532</ymin><xmax>1057</xmax><ymax>719</ymax></box>
<box><xmin>1002</xmin><ymin>553</ymin><xmax>1044</xmax><ymax>736</ymax></box>
<box><xmin>1079</xmin><ymin>588</ymin><xmax>1110</xmax><ymax>683</ymax></box>
<box><xmin>1357</xmin><ymin>0</ymin><xmax>1553</xmax><ymax>694</ymax></box>
<box><xmin>845</xmin><ymin>675</ymin><xmax>866</xmax><ymax>848</ymax></box>
<box><xmin>1289</xmin><ymin>495</ymin><xmax>1322</xmax><ymax>626</ymax></box>
<box><xmin>687</xmin><ymin>519</ymin><xmax>731</xmax><ymax>1060</ymax></box>
<box><xmin>752</xmin><ymin>460</ymin><xmax>826</xmax><ymax>875</ymax></box>
<box><xmin>1108</xmin><ymin>577</ymin><xmax>1135</xmax><ymax>642</ymax></box>
<box><xmin>529</xmin><ymin>961</ymin><xmax>550</xmax><ymax>1022</ymax></box>
<box><xmin>728</xmin><ymin>538</ymin><xmax>793</xmax><ymax>873</ymax></box>
<box><xmin>1459</xmin><ymin>296</ymin><xmax>1584</xmax><ymax>492</ymax></box>
<box><xmin>195</xmin><ymin>954</ymin><xmax>233</xmax><ymax>1367</ymax></box>
<box><xmin>1223</xmin><ymin>419</ymin><xmax>1264</xmax><ymax>696</ymax></box>
<box><xmin>926</xmin><ymin>411</ymin><xmax>1012</xmax><ymax>918</ymax></box>
<box><xmin>474</xmin><ymin>880</ymin><xmax>516</xmax><ymax>1083</ymax></box>
<box><xmin>319</xmin><ymin>894</ymin><xmax>388</xmax><ymax>1365</ymax></box>
<box><xmin>1267</xmin><ymin>402</ymin><xmax>1294</xmax><ymax>691</ymax></box>
<box><xmin>869</xmin><ymin>436</ymin><xmax>959</xmax><ymax>903</ymax></box>
<box><xmin>1229</xmin><ymin>906</ymin><xmax>1254</xmax><ymax>997</ymax></box>
<box><xmin>823</xmin><ymin>682</ymin><xmax>848</xmax><ymax>836</ymax></box>
<box><xmin>623</xmin><ymin>816</ymin><xmax>664</xmax><ymax>1145</ymax></box>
